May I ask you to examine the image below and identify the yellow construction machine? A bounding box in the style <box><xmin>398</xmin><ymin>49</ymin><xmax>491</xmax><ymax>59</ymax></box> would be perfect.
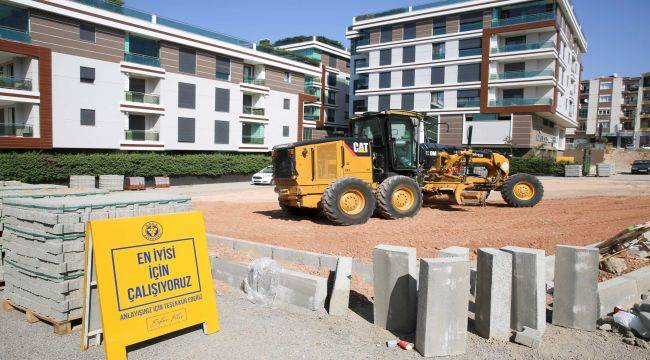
<box><xmin>272</xmin><ymin>110</ymin><xmax>543</xmax><ymax>225</ymax></box>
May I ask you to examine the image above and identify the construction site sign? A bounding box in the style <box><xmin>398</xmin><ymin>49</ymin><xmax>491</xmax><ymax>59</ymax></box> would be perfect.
<box><xmin>81</xmin><ymin>211</ymin><xmax>220</xmax><ymax>360</ymax></box>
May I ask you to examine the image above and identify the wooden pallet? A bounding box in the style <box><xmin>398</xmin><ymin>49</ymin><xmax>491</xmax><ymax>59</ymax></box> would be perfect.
<box><xmin>2</xmin><ymin>299</ymin><xmax>79</xmax><ymax>335</ymax></box>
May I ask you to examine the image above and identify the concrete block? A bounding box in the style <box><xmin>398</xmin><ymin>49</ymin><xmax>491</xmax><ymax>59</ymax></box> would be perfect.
<box><xmin>352</xmin><ymin>260</ymin><xmax>373</xmax><ymax>285</ymax></box>
<box><xmin>319</xmin><ymin>254</ymin><xmax>339</xmax><ymax>271</ymax></box>
<box><xmin>233</xmin><ymin>240</ymin><xmax>273</xmax><ymax>258</ymax></box>
<box><xmin>372</xmin><ymin>245</ymin><xmax>417</xmax><ymax>333</ymax></box>
<box><xmin>552</xmin><ymin>245</ymin><xmax>599</xmax><ymax>331</ymax></box>
<box><xmin>475</xmin><ymin>248</ymin><xmax>512</xmax><ymax>340</ymax></box>
<box><xmin>470</xmin><ymin>268</ymin><xmax>477</xmax><ymax>296</ymax></box>
<box><xmin>328</xmin><ymin>257</ymin><xmax>352</xmax><ymax>316</ymax></box>
<box><xmin>501</xmin><ymin>246</ymin><xmax>546</xmax><ymax>333</ymax></box>
<box><xmin>211</xmin><ymin>258</ymin><xmax>249</xmax><ymax>289</ymax></box>
<box><xmin>415</xmin><ymin>258</ymin><xmax>469</xmax><ymax>357</ymax></box>
<box><xmin>622</xmin><ymin>266</ymin><xmax>650</xmax><ymax>297</ymax></box>
<box><xmin>514</xmin><ymin>326</ymin><xmax>541</xmax><ymax>349</ymax></box>
<box><xmin>276</xmin><ymin>269</ymin><xmax>328</xmax><ymax>311</ymax></box>
<box><xmin>272</xmin><ymin>246</ymin><xmax>320</xmax><ymax>269</ymax></box>
<box><xmin>438</xmin><ymin>246</ymin><xmax>469</xmax><ymax>259</ymax></box>
<box><xmin>597</xmin><ymin>277</ymin><xmax>639</xmax><ymax>318</ymax></box>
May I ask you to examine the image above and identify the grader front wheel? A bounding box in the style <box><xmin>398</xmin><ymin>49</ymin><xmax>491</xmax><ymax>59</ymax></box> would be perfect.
<box><xmin>500</xmin><ymin>173</ymin><xmax>544</xmax><ymax>207</ymax></box>
<box><xmin>322</xmin><ymin>178</ymin><xmax>376</xmax><ymax>226</ymax></box>
<box><xmin>375</xmin><ymin>176</ymin><xmax>423</xmax><ymax>219</ymax></box>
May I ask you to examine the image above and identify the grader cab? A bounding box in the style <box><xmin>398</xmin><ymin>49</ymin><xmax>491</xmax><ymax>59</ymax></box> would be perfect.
<box><xmin>272</xmin><ymin>110</ymin><xmax>543</xmax><ymax>226</ymax></box>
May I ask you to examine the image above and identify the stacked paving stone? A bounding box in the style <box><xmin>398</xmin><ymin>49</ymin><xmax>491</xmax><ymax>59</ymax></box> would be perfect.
<box><xmin>2</xmin><ymin>192</ymin><xmax>192</xmax><ymax>321</ymax></box>
<box><xmin>98</xmin><ymin>175</ymin><xmax>125</xmax><ymax>191</ymax></box>
<box><xmin>69</xmin><ymin>175</ymin><xmax>96</xmax><ymax>189</ymax></box>
<box><xmin>564</xmin><ymin>165</ymin><xmax>582</xmax><ymax>177</ymax></box>
<box><xmin>596</xmin><ymin>163</ymin><xmax>612</xmax><ymax>177</ymax></box>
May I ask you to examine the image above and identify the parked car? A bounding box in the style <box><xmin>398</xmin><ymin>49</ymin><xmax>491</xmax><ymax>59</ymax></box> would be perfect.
<box><xmin>250</xmin><ymin>165</ymin><xmax>274</xmax><ymax>185</ymax></box>
<box><xmin>631</xmin><ymin>160</ymin><xmax>650</xmax><ymax>174</ymax></box>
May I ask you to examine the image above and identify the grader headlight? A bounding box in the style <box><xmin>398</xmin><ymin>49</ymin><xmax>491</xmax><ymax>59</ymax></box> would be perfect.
<box><xmin>500</xmin><ymin>161</ymin><xmax>510</xmax><ymax>172</ymax></box>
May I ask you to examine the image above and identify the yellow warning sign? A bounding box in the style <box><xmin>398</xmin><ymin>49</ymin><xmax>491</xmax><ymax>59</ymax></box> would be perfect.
<box><xmin>83</xmin><ymin>212</ymin><xmax>219</xmax><ymax>359</ymax></box>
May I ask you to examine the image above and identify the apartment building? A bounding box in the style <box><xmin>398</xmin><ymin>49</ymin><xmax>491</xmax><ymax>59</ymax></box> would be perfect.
<box><xmin>570</xmin><ymin>73</ymin><xmax>650</xmax><ymax>148</ymax></box>
<box><xmin>0</xmin><ymin>0</ymin><xmax>344</xmax><ymax>152</ymax></box>
<box><xmin>346</xmin><ymin>0</ymin><xmax>586</xmax><ymax>155</ymax></box>
<box><xmin>274</xmin><ymin>36</ymin><xmax>350</xmax><ymax>138</ymax></box>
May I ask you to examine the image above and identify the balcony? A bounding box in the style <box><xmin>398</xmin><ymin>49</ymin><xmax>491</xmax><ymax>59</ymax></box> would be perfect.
<box><xmin>124</xmin><ymin>129</ymin><xmax>159</xmax><ymax>141</ymax></box>
<box><xmin>489</xmin><ymin>98</ymin><xmax>552</xmax><ymax>107</ymax></box>
<box><xmin>491</xmin><ymin>41</ymin><xmax>555</xmax><ymax>54</ymax></box>
<box><xmin>305</xmin><ymin>78</ymin><xmax>321</xmax><ymax>87</ymax></box>
<box><xmin>457</xmin><ymin>98</ymin><xmax>480</xmax><ymax>108</ymax></box>
<box><xmin>305</xmin><ymin>86</ymin><xmax>321</xmax><ymax>97</ymax></box>
<box><xmin>492</xmin><ymin>12</ymin><xmax>555</xmax><ymax>28</ymax></box>
<box><xmin>460</xmin><ymin>22</ymin><xmax>483</xmax><ymax>32</ymax></box>
<box><xmin>459</xmin><ymin>48</ymin><xmax>482</xmax><ymax>57</ymax></box>
<box><xmin>304</xmin><ymin>114</ymin><xmax>320</xmax><ymax>121</ymax></box>
<box><xmin>0</xmin><ymin>26</ymin><xmax>30</xmax><ymax>43</ymax></box>
<box><xmin>124</xmin><ymin>52</ymin><xmax>161</xmax><ymax>67</ymax></box>
<box><xmin>0</xmin><ymin>124</ymin><xmax>33</xmax><ymax>137</ymax></box>
<box><xmin>490</xmin><ymin>69</ymin><xmax>554</xmax><ymax>80</ymax></box>
<box><xmin>243</xmin><ymin>106</ymin><xmax>265</xmax><ymax>116</ymax></box>
<box><xmin>242</xmin><ymin>77</ymin><xmax>266</xmax><ymax>86</ymax></box>
<box><xmin>125</xmin><ymin>91</ymin><xmax>159</xmax><ymax>105</ymax></box>
<box><xmin>432</xmin><ymin>52</ymin><xmax>445</xmax><ymax>60</ymax></box>
<box><xmin>0</xmin><ymin>76</ymin><xmax>32</xmax><ymax>91</ymax></box>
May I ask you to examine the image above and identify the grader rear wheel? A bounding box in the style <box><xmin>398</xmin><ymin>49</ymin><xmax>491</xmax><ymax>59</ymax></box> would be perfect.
<box><xmin>500</xmin><ymin>173</ymin><xmax>544</xmax><ymax>207</ymax></box>
<box><xmin>375</xmin><ymin>175</ymin><xmax>423</xmax><ymax>219</ymax></box>
<box><xmin>321</xmin><ymin>178</ymin><xmax>375</xmax><ymax>226</ymax></box>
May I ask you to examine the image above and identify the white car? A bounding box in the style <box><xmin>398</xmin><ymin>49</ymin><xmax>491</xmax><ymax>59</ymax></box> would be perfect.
<box><xmin>250</xmin><ymin>165</ymin><xmax>274</xmax><ymax>185</ymax></box>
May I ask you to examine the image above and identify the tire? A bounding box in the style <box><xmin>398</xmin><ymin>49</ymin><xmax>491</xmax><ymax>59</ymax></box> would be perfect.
<box><xmin>500</xmin><ymin>173</ymin><xmax>544</xmax><ymax>207</ymax></box>
<box><xmin>321</xmin><ymin>178</ymin><xmax>375</xmax><ymax>226</ymax></box>
<box><xmin>375</xmin><ymin>175</ymin><xmax>423</xmax><ymax>219</ymax></box>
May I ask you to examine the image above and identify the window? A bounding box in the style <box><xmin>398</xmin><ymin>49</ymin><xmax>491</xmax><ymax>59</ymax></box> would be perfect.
<box><xmin>505</xmin><ymin>35</ymin><xmax>526</xmax><ymax>46</ymax></box>
<box><xmin>214</xmin><ymin>120</ymin><xmax>229</xmax><ymax>144</ymax></box>
<box><xmin>460</xmin><ymin>11</ymin><xmax>483</xmax><ymax>32</ymax></box>
<box><xmin>328</xmin><ymin>74</ymin><xmax>337</xmax><ymax>86</ymax></box>
<box><xmin>178</xmin><ymin>83</ymin><xmax>196</xmax><ymax>109</ymax></box>
<box><xmin>599</xmin><ymin>82</ymin><xmax>613</xmax><ymax>90</ymax></box>
<box><xmin>79</xmin><ymin>23</ymin><xmax>95</xmax><ymax>42</ymax></box>
<box><xmin>215</xmin><ymin>87</ymin><xmax>230</xmax><ymax>112</ymax></box>
<box><xmin>459</xmin><ymin>38</ymin><xmax>482</xmax><ymax>57</ymax></box>
<box><xmin>179</xmin><ymin>47</ymin><xmax>196</xmax><ymax>74</ymax></box>
<box><xmin>80</xmin><ymin>109</ymin><xmax>95</xmax><ymax>126</ymax></box>
<box><xmin>80</xmin><ymin>66</ymin><xmax>95</xmax><ymax>83</ymax></box>
<box><xmin>504</xmin><ymin>62</ymin><xmax>525</xmax><ymax>73</ymax></box>
<box><xmin>178</xmin><ymin>117</ymin><xmax>195</xmax><ymax>143</ymax></box>
<box><xmin>432</xmin><ymin>43</ymin><xmax>445</xmax><ymax>59</ymax></box>
<box><xmin>380</xmin><ymin>26</ymin><xmax>392</xmax><ymax>43</ymax></box>
<box><xmin>403</xmin><ymin>22</ymin><xmax>416</xmax><ymax>40</ymax></box>
<box><xmin>401</xmin><ymin>93</ymin><xmax>414</xmax><ymax>110</ymax></box>
<box><xmin>283</xmin><ymin>71</ymin><xmax>292</xmax><ymax>83</ymax></box>
<box><xmin>353</xmin><ymin>99</ymin><xmax>367</xmax><ymax>112</ymax></box>
<box><xmin>457</xmin><ymin>89</ymin><xmax>480</xmax><ymax>108</ymax></box>
<box><xmin>216</xmin><ymin>56</ymin><xmax>230</xmax><ymax>80</ymax></box>
<box><xmin>457</xmin><ymin>63</ymin><xmax>481</xmax><ymax>83</ymax></box>
<box><xmin>354</xmin><ymin>58</ymin><xmax>368</xmax><ymax>69</ymax></box>
<box><xmin>599</xmin><ymin>95</ymin><xmax>612</xmax><ymax>103</ymax></box>
<box><xmin>302</xmin><ymin>127</ymin><xmax>313</xmax><ymax>140</ymax></box>
<box><xmin>433</xmin><ymin>17</ymin><xmax>446</xmax><ymax>35</ymax></box>
<box><xmin>503</xmin><ymin>88</ymin><xmax>524</xmax><ymax>100</ymax></box>
<box><xmin>328</xmin><ymin>56</ymin><xmax>337</xmax><ymax>68</ymax></box>
<box><xmin>282</xmin><ymin>126</ymin><xmax>290</xmax><ymax>137</ymax></box>
<box><xmin>431</xmin><ymin>66</ymin><xmax>444</xmax><ymax>84</ymax></box>
<box><xmin>327</xmin><ymin>110</ymin><xmax>336</xmax><ymax>122</ymax></box>
<box><xmin>379</xmin><ymin>72</ymin><xmax>391</xmax><ymax>88</ymax></box>
<box><xmin>354</xmin><ymin>74</ymin><xmax>369</xmax><ymax>90</ymax></box>
<box><xmin>327</xmin><ymin>91</ymin><xmax>336</xmax><ymax>105</ymax></box>
<box><xmin>242</xmin><ymin>122</ymin><xmax>264</xmax><ymax>144</ymax></box>
<box><xmin>597</xmin><ymin>108</ymin><xmax>611</xmax><ymax>116</ymax></box>
<box><xmin>378</xmin><ymin>95</ymin><xmax>390</xmax><ymax>111</ymax></box>
<box><xmin>431</xmin><ymin>92</ymin><xmax>444</xmax><ymax>109</ymax></box>
<box><xmin>283</xmin><ymin>98</ymin><xmax>290</xmax><ymax>110</ymax></box>
<box><xmin>402</xmin><ymin>46</ymin><xmax>415</xmax><ymax>63</ymax></box>
<box><xmin>379</xmin><ymin>49</ymin><xmax>391</xmax><ymax>66</ymax></box>
<box><xmin>402</xmin><ymin>69</ymin><xmax>415</xmax><ymax>87</ymax></box>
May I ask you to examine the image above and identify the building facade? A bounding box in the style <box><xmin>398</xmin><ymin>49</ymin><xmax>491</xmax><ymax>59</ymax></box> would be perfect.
<box><xmin>570</xmin><ymin>73</ymin><xmax>650</xmax><ymax>148</ymax></box>
<box><xmin>0</xmin><ymin>0</ymin><xmax>346</xmax><ymax>152</ymax></box>
<box><xmin>346</xmin><ymin>0</ymin><xmax>586</xmax><ymax>155</ymax></box>
<box><xmin>274</xmin><ymin>36</ymin><xmax>350</xmax><ymax>138</ymax></box>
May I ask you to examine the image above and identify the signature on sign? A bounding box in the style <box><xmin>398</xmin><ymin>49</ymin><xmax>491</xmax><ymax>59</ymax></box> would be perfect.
<box><xmin>146</xmin><ymin>309</ymin><xmax>188</xmax><ymax>331</ymax></box>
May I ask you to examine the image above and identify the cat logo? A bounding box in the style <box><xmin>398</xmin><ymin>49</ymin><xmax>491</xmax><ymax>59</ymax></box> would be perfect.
<box><xmin>353</xmin><ymin>142</ymin><xmax>369</xmax><ymax>154</ymax></box>
<box><xmin>141</xmin><ymin>221</ymin><xmax>163</xmax><ymax>241</ymax></box>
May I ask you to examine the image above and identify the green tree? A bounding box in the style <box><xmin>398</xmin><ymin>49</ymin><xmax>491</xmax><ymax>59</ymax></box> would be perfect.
<box><xmin>107</xmin><ymin>0</ymin><xmax>124</xmax><ymax>6</ymax></box>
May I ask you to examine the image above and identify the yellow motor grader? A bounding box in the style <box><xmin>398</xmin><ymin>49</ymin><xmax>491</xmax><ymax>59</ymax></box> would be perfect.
<box><xmin>272</xmin><ymin>110</ymin><xmax>543</xmax><ymax>225</ymax></box>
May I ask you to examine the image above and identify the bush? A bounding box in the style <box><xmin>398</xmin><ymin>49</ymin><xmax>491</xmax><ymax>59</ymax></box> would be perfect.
<box><xmin>510</xmin><ymin>156</ymin><xmax>572</xmax><ymax>176</ymax></box>
<box><xmin>0</xmin><ymin>152</ymin><xmax>271</xmax><ymax>183</ymax></box>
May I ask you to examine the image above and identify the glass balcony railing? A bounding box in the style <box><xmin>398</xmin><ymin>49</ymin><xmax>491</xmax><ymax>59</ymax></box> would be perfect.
<box><xmin>0</xmin><ymin>76</ymin><xmax>32</xmax><ymax>91</ymax></box>
<box><xmin>0</xmin><ymin>26</ymin><xmax>30</xmax><ymax>43</ymax></box>
<box><xmin>256</xmin><ymin>44</ymin><xmax>320</xmax><ymax>67</ymax></box>
<box><xmin>460</xmin><ymin>22</ymin><xmax>483</xmax><ymax>32</ymax></box>
<box><xmin>432</xmin><ymin>52</ymin><xmax>445</xmax><ymax>60</ymax></box>
<box><xmin>492</xmin><ymin>12</ymin><xmax>555</xmax><ymax>28</ymax></box>
<box><xmin>125</xmin><ymin>91</ymin><xmax>160</xmax><ymax>104</ymax></box>
<box><xmin>459</xmin><ymin>48</ymin><xmax>482</xmax><ymax>57</ymax></box>
<box><xmin>355</xmin><ymin>7</ymin><xmax>409</xmax><ymax>21</ymax></box>
<box><xmin>305</xmin><ymin>79</ymin><xmax>321</xmax><ymax>87</ymax></box>
<box><xmin>74</xmin><ymin>0</ymin><xmax>152</xmax><ymax>21</ymax></box>
<box><xmin>243</xmin><ymin>106</ymin><xmax>265</xmax><ymax>116</ymax></box>
<box><xmin>0</xmin><ymin>124</ymin><xmax>33</xmax><ymax>137</ymax></box>
<box><xmin>305</xmin><ymin>87</ymin><xmax>321</xmax><ymax>97</ymax></box>
<box><xmin>242</xmin><ymin>77</ymin><xmax>266</xmax><ymax>86</ymax></box>
<box><xmin>457</xmin><ymin>98</ymin><xmax>480</xmax><ymax>108</ymax></box>
<box><xmin>123</xmin><ymin>52</ymin><xmax>160</xmax><ymax>67</ymax></box>
<box><xmin>489</xmin><ymin>98</ymin><xmax>553</xmax><ymax>107</ymax></box>
<box><xmin>304</xmin><ymin>114</ymin><xmax>320</xmax><ymax>121</ymax></box>
<box><xmin>124</xmin><ymin>129</ymin><xmax>159</xmax><ymax>141</ymax></box>
<box><xmin>490</xmin><ymin>69</ymin><xmax>554</xmax><ymax>80</ymax></box>
<box><xmin>491</xmin><ymin>41</ymin><xmax>555</xmax><ymax>54</ymax></box>
<box><xmin>242</xmin><ymin>135</ymin><xmax>264</xmax><ymax>145</ymax></box>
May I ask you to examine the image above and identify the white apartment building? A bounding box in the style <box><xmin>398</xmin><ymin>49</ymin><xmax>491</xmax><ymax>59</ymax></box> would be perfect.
<box><xmin>0</xmin><ymin>0</ymin><xmax>347</xmax><ymax>151</ymax></box>
<box><xmin>346</xmin><ymin>0</ymin><xmax>586</xmax><ymax>155</ymax></box>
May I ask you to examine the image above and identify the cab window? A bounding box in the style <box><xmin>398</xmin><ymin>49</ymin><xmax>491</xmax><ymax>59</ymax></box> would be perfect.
<box><xmin>389</xmin><ymin>116</ymin><xmax>418</xmax><ymax>169</ymax></box>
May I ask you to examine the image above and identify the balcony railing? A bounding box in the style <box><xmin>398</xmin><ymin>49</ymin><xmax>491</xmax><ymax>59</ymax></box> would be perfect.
<box><xmin>242</xmin><ymin>77</ymin><xmax>266</xmax><ymax>86</ymax></box>
<box><xmin>305</xmin><ymin>87</ymin><xmax>321</xmax><ymax>97</ymax></box>
<box><xmin>432</xmin><ymin>52</ymin><xmax>445</xmax><ymax>60</ymax></box>
<box><xmin>123</xmin><ymin>52</ymin><xmax>161</xmax><ymax>67</ymax></box>
<box><xmin>243</xmin><ymin>106</ymin><xmax>265</xmax><ymax>116</ymax></box>
<box><xmin>305</xmin><ymin>79</ymin><xmax>321</xmax><ymax>87</ymax></box>
<box><xmin>460</xmin><ymin>22</ymin><xmax>483</xmax><ymax>32</ymax></box>
<box><xmin>125</xmin><ymin>91</ymin><xmax>160</xmax><ymax>104</ymax></box>
<box><xmin>491</xmin><ymin>41</ymin><xmax>555</xmax><ymax>54</ymax></box>
<box><xmin>492</xmin><ymin>12</ymin><xmax>555</xmax><ymax>27</ymax></box>
<box><xmin>0</xmin><ymin>26</ymin><xmax>30</xmax><ymax>43</ymax></box>
<box><xmin>489</xmin><ymin>98</ymin><xmax>553</xmax><ymax>107</ymax></box>
<box><xmin>490</xmin><ymin>69</ymin><xmax>554</xmax><ymax>80</ymax></box>
<box><xmin>304</xmin><ymin>114</ymin><xmax>320</xmax><ymax>121</ymax></box>
<box><xmin>0</xmin><ymin>76</ymin><xmax>32</xmax><ymax>91</ymax></box>
<box><xmin>0</xmin><ymin>124</ymin><xmax>33</xmax><ymax>137</ymax></box>
<box><xmin>457</xmin><ymin>98</ymin><xmax>480</xmax><ymax>108</ymax></box>
<box><xmin>458</xmin><ymin>48</ymin><xmax>482</xmax><ymax>57</ymax></box>
<box><xmin>242</xmin><ymin>135</ymin><xmax>264</xmax><ymax>145</ymax></box>
<box><xmin>124</xmin><ymin>129</ymin><xmax>159</xmax><ymax>141</ymax></box>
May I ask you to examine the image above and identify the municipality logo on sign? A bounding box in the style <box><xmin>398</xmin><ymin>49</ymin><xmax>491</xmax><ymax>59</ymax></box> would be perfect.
<box><xmin>142</xmin><ymin>221</ymin><xmax>163</xmax><ymax>241</ymax></box>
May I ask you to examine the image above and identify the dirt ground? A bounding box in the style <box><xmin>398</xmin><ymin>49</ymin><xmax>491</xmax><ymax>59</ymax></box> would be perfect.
<box><xmin>193</xmin><ymin>175</ymin><xmax>650</xmax><ymax>261</ymax></box>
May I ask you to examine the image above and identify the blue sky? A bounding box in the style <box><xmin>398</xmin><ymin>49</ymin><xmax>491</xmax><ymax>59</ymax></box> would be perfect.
<box><xmin>126</xmin><ymin>0</ymin><xmax>649</xmax><ymax>79</ymax></box>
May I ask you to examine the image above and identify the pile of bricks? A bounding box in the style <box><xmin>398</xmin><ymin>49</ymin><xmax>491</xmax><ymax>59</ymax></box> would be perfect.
<box><xmin>1</xmin><ymin>192</ymin><xmax>192</xmax><ymax>322</ymax></box>
<box><xmin>564</xmin><ymin>165</ymin><xmax>582</xmax><ymax>177</ymax></box>
<box><xmin>597</xmin><ymin>163</ymin><xmax>613</xmax><ymax>177</ymax></box>
<box><xmin>69</xmin><ymin>175</ymin><xmax>96</xmax><ymax>189</ymax></box>
<box><xmin>98</xmin><ymin>175</ymin><xmax>125</xmax><ymax>191</ymax></box>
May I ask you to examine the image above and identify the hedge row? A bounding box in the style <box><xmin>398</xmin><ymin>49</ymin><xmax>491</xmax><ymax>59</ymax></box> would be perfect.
<box><xmin>510</xmin><ymin>156</ymin><xmax>572</xmax><ymax>176</ymax></box>
<box><xmin>0</xmin><ymin>152</ymin><xmax>271</xmax><ymax>183</ymax></box>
